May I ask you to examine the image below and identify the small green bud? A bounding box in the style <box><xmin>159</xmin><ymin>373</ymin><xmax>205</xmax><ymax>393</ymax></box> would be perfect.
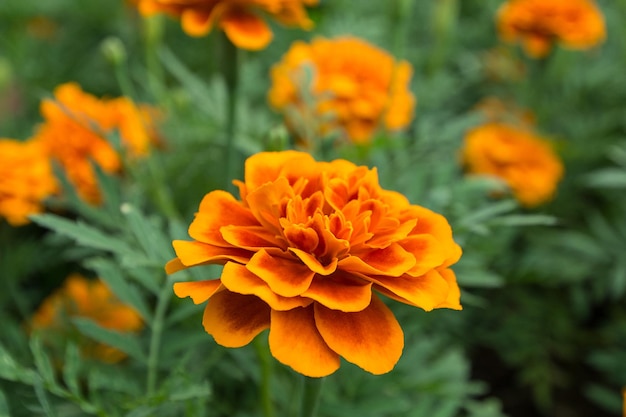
<box><xmin>100</xmin><ymin>37</ymin><xmax>127</xmax><ymax>66</ymax></box>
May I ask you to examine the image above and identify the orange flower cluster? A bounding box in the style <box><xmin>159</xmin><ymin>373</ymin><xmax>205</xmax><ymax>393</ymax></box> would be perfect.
<box><xmin>497</xmin><ymin>0</ymin><xmax>606</xmax><ymax>58</ymax></box>
<box><xmin>461</xmin><ymin>123</ymin><xmax>564</xmax><ymax>207</ymax></box>
<box><xmin>31</xmin><ymin>274</ymin><xmax>143</xmax><ymax>363</ymax></box>
<box><xmin>136</xmin><ymin>0</ymin><xmax>318</xmax><ymax>50</ymax></box>
<box><xmin>33</xmin><ymin>82</ymin><xmax>159</xmax><ymax>204</ymax></box>
<box><xmin>268</xmin><ymin>36</ymin><xmax>415</xmax><ymax>145</ymax></box>
<box><xmin>169</xmin><ymin>151</ymin><xmax>462</xmax><ymax>377</ymax></box>
<box><xmin>0</xmin><ymin>138</ymin><xmax>57</xmax><ymax>226</ymax></box>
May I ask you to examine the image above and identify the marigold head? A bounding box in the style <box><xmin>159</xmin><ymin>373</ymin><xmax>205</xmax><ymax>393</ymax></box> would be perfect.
<box><xmin>31</xmin><ymin>274</ymin><xmax>143</xmax><ymax>363</ymax></box>
<box><xmin>135</xmin><ymin>0</ymin><xmax>318</xmax><ymax>50</ymax></box>
<box><xmin>168</xmin><ymin>151</ymin><xmax>461</xmax><ymax>377</ymax></box>
<box><xmin>268</xmin><ymin>36</ymin><xmax>416</xmax><ymax>147</ymax></box>
<box><xmin>497</xmin><ymin>0</ymin><xmax>606</xmax><ymax>58</ymax></box>
<box><xmin>461</xmin><ymin>123</ymin><xmax>564</xmax><ymax>207</ymax></box>
<box><xmin>0</xmin><ymin>138</ymin><xmax>57</xmax><ymax>226</ymax></box>
<box><xmin>33</xmin><ymin>82</ymin><xmax>160</xmax><ymax>204</ymax></box>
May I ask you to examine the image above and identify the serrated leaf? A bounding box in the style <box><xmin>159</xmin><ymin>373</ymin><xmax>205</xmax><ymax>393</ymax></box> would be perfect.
<box><xmin>120</xmin><ymin>203</ymin><xmax>172</xmax><ymax>262</ymax></box>
<box><xmin>85</xmin><ymin>258</ymin><xmax>152</xmax><ymax>322</ymax></box>
<box><xmin>30</xmin><ymin>337</ymin><xmax>56</xmax><ymax>386</ymax></box>
<box><xmin>30</xmin><ymin>214</ymin><xmax>134</xmax><ymax>257</ymax></box>
<box><xmin>158</xmin><ymin>47</ymin><xmax>222</xmax><ymax>119</ymax></box>
<box><xmin>458</xmin><ymin>200</ymin><xmax>518</xmax><ymax>227</ymax></box>
<box><xmin>0</xmin><ymin>344</ymin><xmax>36</xmax><ymax>384</ymax></box>
<box><xmin>168</xmin><ymin>380</ymin><xmax>212</xmax><ymax>402</ymax></box>
<box><xmin>72</xmin><ymin>318</ymin><xmax>145</xmax><ymax>363</ymax></box>
<box><xmin>62</xmin><ymin>344</ymin><xmax>81</xmax><ymax>398</ymax></box>
<box><xmin>33</xmin><ymin>376</ymin><xmax>57</xmax><ymax>417</ymax></box>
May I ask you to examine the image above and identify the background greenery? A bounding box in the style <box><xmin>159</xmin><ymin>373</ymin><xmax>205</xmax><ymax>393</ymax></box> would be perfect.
<box><xmin>1</xmin><ymin>0</ymin><xmax>625</xmax><ymax>416</ymax></box>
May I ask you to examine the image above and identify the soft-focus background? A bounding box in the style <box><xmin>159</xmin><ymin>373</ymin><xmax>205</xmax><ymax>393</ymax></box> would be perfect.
<box><xmin>1</xmin><ymin>0</ymin><xmax>626</xmax><ymax>416</ymax></box>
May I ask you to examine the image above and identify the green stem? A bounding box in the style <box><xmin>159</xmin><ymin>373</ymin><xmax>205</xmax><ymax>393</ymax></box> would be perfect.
<box><xmin>144</xmin><ymin>15</ymin><xmax>166</xmax><ymax>102</ymax></box>
<box><xmin>253</xmin><ymin>337</ymin><xmax>275</xmax><ymax>417</ymax></box>
<box><xmin>390</xmin><ymin>0</ymin><xmax>414</xmax><ymax>60</ymax></box>
<box><xmin>299</xmin><ymin>376</ymin><xmax>324</xmax><ymax>417</ymax></box>
<box><xmin>146</xmin><ymin>273</ymin><xmax>173</xmax><ymax>397</ymax></box>
<box><xmin>221</xmin><ymin>35</ymin><xmax>240</xmax><ymax>192</ymax></box>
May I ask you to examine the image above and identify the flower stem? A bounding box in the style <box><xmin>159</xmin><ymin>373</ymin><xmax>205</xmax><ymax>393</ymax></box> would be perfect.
<box><xmin>146</xmin><ymin>273</ymin><xmax>173</xmax><ymax>397</ymax></box>
<box><xmin>253</xmin><ymin>337</ymin><xmax>275</xmax><ymax>417</ymax></box>
<box><xmin>221</xmin><ymin>35</ymin><xmax>240</xmax><ymax>192</ymax></box>
<box><xmin>299</xmin><ymin>376</ymin><xmax>324</xmax><ymax>417</ymax></box>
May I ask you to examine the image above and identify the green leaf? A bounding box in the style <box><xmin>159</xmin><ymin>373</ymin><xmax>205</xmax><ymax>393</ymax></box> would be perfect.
<box><xmin>85</xmin><ymin>258</ymin><xmax>152</xmax><ymax>322</ymax></box>
<box><xmin>0</xmin><ymin>388</ymin><xmax>9</xmax><ymax>416</ymax></box>
<box><xmin>488</xmin><ymin>214</ymin><xmax>558</xmax><ymax>227</ymax></box>
<box><xmin>62</xmin><ymin>344</ymin><xmax>81</xmax><ymax>398</ymax></box>
<box><xmin>30</xmin><ymin>214</ymin><xmax>134</xmax><ymax>257</ymax></box>
<box><xmin>584</xmin><ymin>168</ymin><xmax>626</xmax><ymax>188</ymax></box>
<box><xmin>120</xmin><ymin>203</ymin><xmax>172</xmax><ymax>262</ymax></box>
<box><xmin>30</xmin><ymin>337</ymin><xmax>55</xmax><ymax>386</ymax></box>
<box><xmin>33</xmin><ymin>376</ymin><xmax>57</xmax><ymax>417</ymax></box>
<box><xmin>0</xmin><ymin>344</ymin><xmax>36</xmax><ymax>385</ymax></box>
<box><xmin>72</xmin><ymin>318</ymin><xmax>145</xmax><ymax>363</ymax></box>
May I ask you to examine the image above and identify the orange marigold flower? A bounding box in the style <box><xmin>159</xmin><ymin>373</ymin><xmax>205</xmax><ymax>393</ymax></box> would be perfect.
<box><xmin>31</xmin><ymin>274</ymin><xmax>143</xmax><ymax>363</ymax></box>
<box><xmin>168</xmin><ymin>151</ymin><xmax>462</xmax><ymax>377</ymax></box>
<box><xmin>0</xmin><ymin>138</ymin><xmax>57</xmax><ymax>226</ymax></box>
<box><xmin>461</xmin><ymin>123</ymin><xmax>564</xmax><ymax>207</ymax></box>
<box><xmin>268</xmin><ymin>36</ymin><xmax>416</xmax><ymax>146</ymax></box>
<box><xmin>497</xmin><ymin>0</ymin><xmax>606</xmax><ymax>58</ymax></box>
<box><xmin>136</xmin><ymin>0</ymin><xmax>318</xmax><ymax>50</ymax></box>
<box><xmin>33</xmin><ymin>82</ymin><xmax>160</xmax><ymax>204</ymax></box>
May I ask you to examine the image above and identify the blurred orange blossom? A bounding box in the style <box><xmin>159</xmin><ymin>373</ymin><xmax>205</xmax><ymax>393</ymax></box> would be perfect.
<box><xmin>33</xmin><ymin>82</ymin><xmax>160</xmax><ymax>204</ymax></box>
<box><xmin>31</xmin><ymin>274</ymin><xmax>144</xmax><ymax>363</ymax></box>
<box><xmin>461</xmin><ymin>123</ymin><xmax>564</xmax><ymax>207</ymax></box>
<box><xmin>0</xmin><ymin>138</ymin><xmax>57</xmax><ymax>226</ymax></box>
<box><xmin>168</xmin><ymin>151</ymin><xmax>462</xmax><ymax>377</ymax></box>
<box><xmin>136</xmin><ymin>0</ymin><xmax>319</xmax><ymax>50</ymax></box>
<box><xmin>268</xmin><ymin>36</ymin><xmax>415</xmax><ymax>146</ymax></box>
<box><xmin>497</xmin><ymin>0</ymin><xmax>606</xmax><ymax>58</ymax></box>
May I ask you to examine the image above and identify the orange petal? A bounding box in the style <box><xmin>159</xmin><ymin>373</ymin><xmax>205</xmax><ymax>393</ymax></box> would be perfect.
<box><xmin>243</xmin><ymin>151</ymin><xmax>316</xmax><ymax>191</ymax></box>
<box><xmin>189</xmin><ymin>190</ymin><xmax>258</xmax><ymax>244</ymax></box>
<box><xmin>302</xmin><ymin>270</ymin><xmax>372</xmax><ymax>312</ymax></box>
<box><xmin>165</xmin><ymin>257</ymin><xmax>186</xmax><ymax>274</ymax></box>
<box><xmin>173</xmin><ymin>280</ymin><xmax>223</xmax><ymax>304</ymax></box>
<box><xmin>366</xmin><ymin>218</ymin><xmax>417</xmax><ymax>248</ymax></box>
<box><xmin>181</xmin><ymin>9</ymin><xmax>214</xmax><ymax>37</ymax></box>
<box><xmin>340</xmin><ymin>243</ymin><xmax>416</xmax><ymax>277</ymax></box>
<box><xmin>371</xmin><ymin>269</ymin><xmax>450</xmax><ymax>311</ymax></box>
<box><xmin>173</xmin><ymin>240</ymin><xmax>251</xmax><ymax>267</ymax></box>
<box><xmin>400</xmin><ymin>235</ymin><xmax>448</xmax><ymax>276</ymax></box>
<box><xmin>315</xmin><ymin>295</ymin><xmax>403</xmax><ymax>375</ymax></box>
<box><xmin>203</xmin><ymin>290</ymin><xmax>270</xmax><ymax>347</ymax></box>
<box><xmin>269</xmin><ymin>306</ymin><xmax>340</xmax><ymax>377</ymax></box>
<box><xmin>221</xmin><ymin>262</ymin><xmax>312</xmax><ymax>311</ymax></box>
<box><xmin>246</xmin><ymin>249</ymin><xmax>315</xmax><ymax>297</ymax></box>
<box><xmin>220</xmin><ymin>8</ymin><xmax>272</xmax><ymax>50</ymax></box>
<box><xmin>434</xmin><ymin>268</ymin><xmax>462</xmax><ymax>310</ymax></box>
<box><xmin>289</xmin><ymin>248</ymin><xmax>338</xmax><ymax>275</ymax></box>
<box><xmin>220</xmin><ymin>225</ymin><xmax>281</xmax><ymax>250</ymax></box>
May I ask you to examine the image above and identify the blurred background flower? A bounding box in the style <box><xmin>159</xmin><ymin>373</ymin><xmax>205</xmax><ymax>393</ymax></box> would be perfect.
<box><xmin>0</xmin><ymin>138</ymin><xmax>57</xmax><ymax>226</ymax></box>
<box><xmin>31</xmin><ymin>274</ymin><xmax>144</xmax><ymax>363</ymax></box>
<box><xmin>32</xmin><ymin>82</ymin><xmax>160</xmax><ymax>204</ymax></box>
<box><xmin>268</xmin><ymin>36</ymin><xmax>415</xmax><ymax>147</ymax></box>
<box><xmin>497</xmin><ymin>0</ymin><xmax>606</xmax><ymax>58</ymax></box>
<box><xmin>135</xmin><ymin>0</ymin><xmax>319</xmax><ymax>50</ymax></box>
<box><xmin>460</xmin><ymin>122</ymin><xmax>564</xmax><ymax>207</ymax></box>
